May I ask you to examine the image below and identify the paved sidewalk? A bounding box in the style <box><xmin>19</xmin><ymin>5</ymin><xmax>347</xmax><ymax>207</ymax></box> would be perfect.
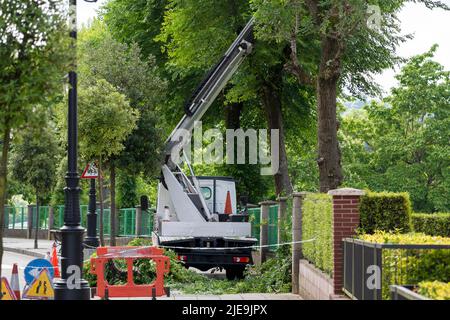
<box><xmin>3</xmin><ymin>237</ymin><xmax>55</xmax><ymax>258</ymax></box>
<box><xmin>97</xmin><ymin>293</ymin><xmax>302</xmax><ymax>300</ymax></box>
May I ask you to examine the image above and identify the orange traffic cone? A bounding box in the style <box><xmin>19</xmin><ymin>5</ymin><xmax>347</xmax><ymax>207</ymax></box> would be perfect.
<box><xmin>10</xmin><ymin>263</ymin><xmax>20</xmax><ymax>300</ymax></box>
<box><xmin>224</xmin><ymin>191</ymin><xmax>233</xmax><ymax>215</ymax></box>
<box><xmin>51</xmin><ymin>243</ymin><xmax>61</xmax><ymax>278</ymax></box>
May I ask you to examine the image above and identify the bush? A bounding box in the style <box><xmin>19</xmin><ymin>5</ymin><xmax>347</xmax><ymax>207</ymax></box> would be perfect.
<box><xmin>418</xmin><ymin>281</ymin><xmax>450</xmax><ymax>300</ymax></box>
<box><xmin>359</xmin><ymin>192</ymin><xmax>412</xmax><ymax>234</ymax></box>
<box><xmin>302</xmin><ymin>194</ymin><xmax>333</xmax><ymax>276</ymax></box>
<box><xmin>359</xmin><ymin>231</ymin><xmax>450</xmax><ymax>299</ymax></box>
<box><xmin>413</xmin><ymin>213</ymin><xmax>450</xmax><ymax>237</ymax></box>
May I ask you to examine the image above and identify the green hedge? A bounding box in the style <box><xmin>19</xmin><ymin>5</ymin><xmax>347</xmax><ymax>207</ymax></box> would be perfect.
<box><xmin>302</xmin><ymin>194</ymin><xmax>333</xmax><ymax>276</ymax></box>
<box><xmin>360</xmin><ymin>232</ymin><xmax>450</xmax><ymax>299</ymax></box>
<box><xmin>359</xmin><ymin>192</ymin><xmax>412</xmax><ymax>234</ymax></box>
<box><xmin>418</xmin><ymin>281</ymin><xmax>450</xmax><ymax>300</ymax></box>
<box><xmin>413</xmin><ymin>213</ymin><xmax>450</xmax><ymax>237</ymax></box>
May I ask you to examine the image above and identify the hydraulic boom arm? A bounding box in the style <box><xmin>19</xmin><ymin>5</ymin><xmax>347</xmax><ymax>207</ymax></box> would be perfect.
<box><xmin>165</xmin><ymin>17</ymin><xmax>255</xmax><ymax>165</ymax></box>
<box><xmin>158</xmin><ymin>17</ymin><xmax>255</xmax><ymax>224</ymax></box>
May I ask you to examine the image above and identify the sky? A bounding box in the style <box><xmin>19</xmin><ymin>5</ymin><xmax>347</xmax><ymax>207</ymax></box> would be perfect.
<box><xmin>78</xmin><ymin>1</ymin><xmax>450</xmax><ymax>95</ymax></box>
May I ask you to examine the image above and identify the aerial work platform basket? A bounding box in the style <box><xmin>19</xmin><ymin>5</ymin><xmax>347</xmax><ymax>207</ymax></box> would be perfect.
<box><xmin>90</xmin><ymin>246</ymin><xmax>170</xmax><ymax>299</ymax></box>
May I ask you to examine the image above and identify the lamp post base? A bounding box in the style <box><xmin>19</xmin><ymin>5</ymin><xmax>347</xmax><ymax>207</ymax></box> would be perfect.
<box><xmin>55</xmin><ymin>225</ymin><xmax>90</xmax><ymax>300</ymax></box>
<box><xmin>84</xmin><ymin>237</ymin><xmax>100</xmax><ymax>248</ymax></box>
<box><xmin>54</xmin><ymin>279</ymin><xmax>91</xmax><ymax>300</ymax></box>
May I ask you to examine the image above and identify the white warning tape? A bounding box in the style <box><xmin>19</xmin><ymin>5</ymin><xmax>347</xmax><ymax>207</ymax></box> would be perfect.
<box><xmin>81</xmin><ymin>238</ymin><xmax>317</xmax><ymax>260</ymax></box>
<box><xmin>158</xmin><ymin>239</ymin><xmax>317</xmax><ymax>251</ymax></box>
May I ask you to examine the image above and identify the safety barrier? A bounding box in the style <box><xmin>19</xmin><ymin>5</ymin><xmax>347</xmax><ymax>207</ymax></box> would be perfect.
<box><xmin>90</xmin><ymin>246</ymin><xmax>170</xmax><ymax>299</ymax></box>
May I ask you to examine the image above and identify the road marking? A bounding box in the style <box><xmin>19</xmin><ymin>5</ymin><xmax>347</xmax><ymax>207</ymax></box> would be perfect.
<box><xmin>2</xmin><ymin>265</ymin><xmax>25</xmax><ymax>270</ymax></box>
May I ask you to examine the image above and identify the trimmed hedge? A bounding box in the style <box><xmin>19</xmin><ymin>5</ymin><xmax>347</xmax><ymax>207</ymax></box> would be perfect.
<box><xmin>413</xmin><ymin>213</ymin><xmax>450</xmax><ymax>237</ymax></box>
<box><xmin>418</xmin><ymin>281</ymin><xmax>450</xmax><ymax>300</ymax></box>
<box><xmin>359</xmin><ymin>192</ymin><xmax>412</xmax><ymax>234</ymax></box>
<box><xmin>302</xmin><ymin>194</ymin><xmax>333</xmax><ymax>276</ymax></box>
<box><xmin>360</xmin><ymin>232</ymin><xmax>450</xmax><ymax>299</ymax></box>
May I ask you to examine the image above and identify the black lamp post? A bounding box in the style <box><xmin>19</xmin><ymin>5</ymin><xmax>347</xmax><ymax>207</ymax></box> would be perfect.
<box><xmin>54</xmin><ymin>0</ymin><xmax>97</xmax><ymax>301</ymax></box>
<box><xmin>84</xmin><ymin>178</ymin><xmax>99</xmax><ymax>247</ymax></box>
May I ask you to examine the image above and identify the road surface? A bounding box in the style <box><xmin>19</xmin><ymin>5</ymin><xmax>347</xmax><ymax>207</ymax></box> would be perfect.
<box><xmin>1</xmin><ymin>251</ymin><xmax>36</xmax><ymax>288</ymax></box>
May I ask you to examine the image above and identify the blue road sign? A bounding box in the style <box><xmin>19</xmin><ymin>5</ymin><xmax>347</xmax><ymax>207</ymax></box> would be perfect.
<box><xmin>24</xmin><ymin>259</ymin><xmax>54</xmax><ymax>285</ymax></box>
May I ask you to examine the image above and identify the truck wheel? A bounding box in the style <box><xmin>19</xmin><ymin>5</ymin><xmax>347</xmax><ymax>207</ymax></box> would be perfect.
<box><xmin>235</xmin><ymin>268</ymin><xmax>245</xmax><ymax>280</ymax></box>
<box><xmin>225</xmin><ymin>268</ymin><xmax>236</xmax><ymax>280</ymax></box>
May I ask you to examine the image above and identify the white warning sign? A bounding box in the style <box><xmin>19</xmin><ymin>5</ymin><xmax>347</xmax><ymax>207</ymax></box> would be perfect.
<box><xmin>81</xmin><ymin>162</ymin><xmax>99</xmax><ymax>179</ymax></box>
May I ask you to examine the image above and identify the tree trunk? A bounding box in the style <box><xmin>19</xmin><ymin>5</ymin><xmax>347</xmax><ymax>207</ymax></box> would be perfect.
<box><xmin>316</xmin><ymin>36</ymin><xmax>343</xmax><ymax>192</ymax></box>
<box><xmin>0</xmin><ymin>125</ymin><xmax>11</xmax><ymax>281</ymax></box>
<box><xmin>225</xmin><ymin>102</ymin><xmax>243</xmax><ymax>130</ymax></box>
<box><xmin>260</xmin><ymin>69</ymin><xmax>293</xmax><ymax>196</ymax></box>
<box><xmin>110</xmin><ymin>163</ymin><xmax>116</xmax><ymax>247</ymax></box>
<box><xmin>98</xmin><ymin>157</ymin><xmax>105</xmax><ymax>246</ymax></box>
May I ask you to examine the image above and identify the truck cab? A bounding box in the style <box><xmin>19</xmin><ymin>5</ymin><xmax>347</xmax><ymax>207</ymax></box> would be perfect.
<box><xmin>153</xmin><ymin>175</ymin><xmax>256</xmax><ymax>279</ymax></box>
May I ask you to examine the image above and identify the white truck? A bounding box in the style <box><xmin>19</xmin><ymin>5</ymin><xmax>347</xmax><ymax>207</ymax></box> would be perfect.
<box><xmin>152</xmin><ymin>18</ymin><xmax>257</xmax><ymax>280</ymax></box>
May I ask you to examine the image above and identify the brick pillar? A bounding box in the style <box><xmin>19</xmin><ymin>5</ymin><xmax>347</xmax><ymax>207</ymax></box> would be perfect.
<box><xmin>135</xmin><ymin>205</ymin><xmax>142</xmax><ymax>237</ymax></box>
<box><xmin>291</xmin><ymin>192</ymin><xmax>308</xmax><ymax>294</ymax></box>
<box><xmin>328</xmin><ymin>188</ymin><xmax>365</xmax><ymax>295</ymax></box>
<box><xmin>277</xmin><ymin>197</ymin><xmax>288</xmax><ymax>244</ymax></box>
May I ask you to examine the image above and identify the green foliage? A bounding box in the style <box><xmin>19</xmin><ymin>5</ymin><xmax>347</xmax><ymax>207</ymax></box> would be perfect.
<box><xmin>101</xmin><ymin>0</ymin><xmax>169</xmax><ymax>63</ymax></box>
<box><xmin>302</xmin><ymin>194</ymin><xmax>333</xmax><ymax>276</ymax></box>
<box><xmin>10</xmin><ymin>121</ymin><xmax>60</xmax><ymax>198</ymax></box>
<box><xmin>175</xmin><ymin>247</ymin><xmax>292</xmax><ymax>295</ymax></box>
<box><xmin>341</xmin><ymin>47</ymin><xmax>450</xmax><ymax>212</ymax></box>
<box><xmin>0</xmin><ymin>0</ymin><xmax>69</xmax><ymax>130</ymax></box>
<box><xmin>360</xmin><ymin>231</ymin><xmax>450</xmax><ymax>245</ymax></box>
<box><xmin>360</xmin><ymin>231</ymin><xmax>450</xmax><ymax>299</ymax></box>
<box><xmin>78</xmin><ymin>21</ymin><xmax>166</xmax><ymax>177</ymax></box>
<box><xmin>117</xmin><ymin>172</ymin><xmax>138</xmax><ymax>208</ymax></box>
<box><xmin>413</xmin><ymin>213</ymin><xmax>450</xmax><ymax>237</ymax></box>
<box><xmin>56</xmin><ymin>79</ymin><xmax>139</xmax><ymax>163</ymax></box>
<box><xmin>418</xmin><ymin>281</ymin><xmax>450</xmax><ymax>300</ymax></box>
<box><xmin>359</xmin><ymin>192</ymin><xmax>413</xmax><ymax>234</ymax></box>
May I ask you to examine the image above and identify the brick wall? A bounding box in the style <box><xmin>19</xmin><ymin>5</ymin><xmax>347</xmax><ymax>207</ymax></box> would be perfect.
<box><xmin>328</xmin><ymin>188</ymin><xmax>365</xmax><ymax>295</ymax></box>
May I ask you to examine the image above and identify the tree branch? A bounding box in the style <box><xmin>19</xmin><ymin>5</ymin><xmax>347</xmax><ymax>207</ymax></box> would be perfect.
<box><xmin>284</xmin><ymin>11</ymin><xmax>315</xmax><ymax>87</ymax></box>
<box><xmin>305</xmin><ymin>0</ymin><xmax>320</xmax><ymax>25</ymax></box>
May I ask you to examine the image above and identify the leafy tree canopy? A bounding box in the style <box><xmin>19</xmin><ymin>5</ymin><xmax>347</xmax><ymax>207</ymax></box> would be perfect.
<box><xmin>341</xmin><ymin>46</ymin><xmax>449</xmax><ymax>212</ymax></box>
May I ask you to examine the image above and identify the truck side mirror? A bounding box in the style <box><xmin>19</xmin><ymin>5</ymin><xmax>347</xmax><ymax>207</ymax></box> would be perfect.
<box><xmin>140</xmin><ymin>195</ymin><xmax>149</xmax><ymax>211</ymax></box>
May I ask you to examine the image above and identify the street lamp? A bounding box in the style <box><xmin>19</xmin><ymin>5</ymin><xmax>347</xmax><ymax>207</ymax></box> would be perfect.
<box><xmin>54</xmin><ymin>0</ymin><xmax>97</xmax><ymax>301</ymax></box>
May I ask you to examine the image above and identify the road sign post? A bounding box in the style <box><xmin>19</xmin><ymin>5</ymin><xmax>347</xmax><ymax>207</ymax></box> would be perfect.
<box><xmin>82</xmin><ymin>163</ymin><xmax>100</xmax><ymax>248</ymax></box>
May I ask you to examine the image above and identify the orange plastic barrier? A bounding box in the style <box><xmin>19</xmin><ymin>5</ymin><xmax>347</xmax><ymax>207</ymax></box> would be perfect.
<box><xmin>90</xmin><ymin>246</ymin><xmax>170</xmax><ymax>299</ymax></box>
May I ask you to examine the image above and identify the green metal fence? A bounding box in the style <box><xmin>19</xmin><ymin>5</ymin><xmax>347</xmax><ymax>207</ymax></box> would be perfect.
<box><xmin>141</xmin><ymin>209</ymin><xmax>154</xmax><ymax>236</ymax></box>
<box><xmin>4</xmin><ymin>204</ymin><xmax>274</xmax><ymax>242</ymax></box>
<box><xmin>248</xmin><ymin>207</ymin><xmax>261</xmax><ymax>245</ymax></box>
<box><xmin>119</xmin><ymin>208</ymin><xmax>135</xmax><ymax>236</ymax></box>
<box><xmin>4</xmin><ymin>205</ymin><xmax>153</xmax><ymax>237</ymax></box>
<box><xmin>268</xmin><ymin>205</ymin><xmax>279</xmax><ymax>251</ymax></box>
<box><xmin>31</xmin><ymin>206</ymin><xmax>50</xmax><ymax>229</ymax></box>
<box><xmin>3</xmin><ymin>206</ymin><xmax>27</xmax><ymax>230</ymax></box>
<box><xmin>3</xmin><ymin>206</ymin><xmax>50</xmax><ymax>230</ymax></box>
<box><xmin>247</xmin><ymin>205</ymin><xmax>279</xmax><ymax>252</ymax></box>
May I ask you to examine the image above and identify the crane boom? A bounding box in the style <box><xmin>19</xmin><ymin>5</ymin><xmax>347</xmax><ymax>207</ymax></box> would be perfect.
<box><xmin>155</xmin><ymin>17</ymin><xmax>258</xmax><ymax>276</ymax></box>
<box><xmin>165</xmin><ymin>17</ymin><xmax>255</xmax><ymax>164</ymax></box>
